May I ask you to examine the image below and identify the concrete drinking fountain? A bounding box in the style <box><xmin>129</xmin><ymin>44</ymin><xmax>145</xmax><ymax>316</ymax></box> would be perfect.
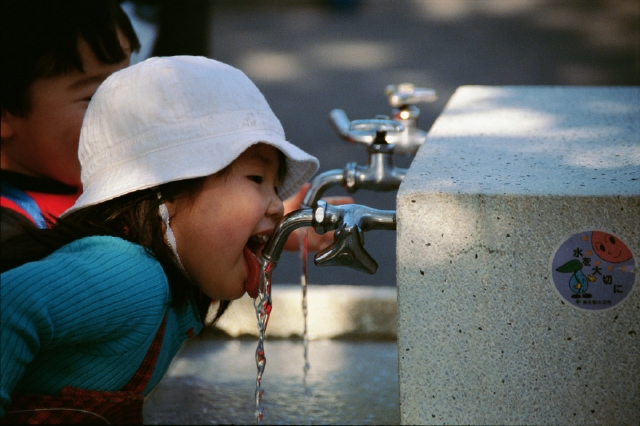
<box><xmin>397</xmin><ymin>86</ymin><xmax>639</xmax><ymax>425</ymax></box>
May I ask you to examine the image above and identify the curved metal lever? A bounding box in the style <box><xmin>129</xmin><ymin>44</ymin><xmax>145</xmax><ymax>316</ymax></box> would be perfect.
<box><xmin>315</xmin><ymin>225</ymin><xmax>378</xmax><ymax>274</ymax></box>
<box><xmin>312</xmin><ymin>201</ymin><xmax>395</xmax><ymax>274</ymax></box>
<box><xmin>329</xmin><ymin>109</ymin><xmax>351</xmax><ymax>139</ymax></box>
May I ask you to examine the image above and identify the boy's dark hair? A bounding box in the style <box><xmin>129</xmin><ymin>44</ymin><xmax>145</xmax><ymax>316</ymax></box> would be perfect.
<box><xmin>1</xmin><ymin>0</ymin><xmax>140</xmax><ymax>116</ymax></box>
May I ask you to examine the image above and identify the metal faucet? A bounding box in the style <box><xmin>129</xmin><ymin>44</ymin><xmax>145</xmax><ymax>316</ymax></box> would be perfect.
<box><xmin>330</xmin><ymin>83</ymin><xmax>436</xmax><ymax>156</ymax></box>
<box><xmin>303</xmin><ymin>117</ymin><xmax>407</xmax><ymax>207</ymax></box>
<box><xmin>384</xmin><ymin>83</ymin><xmax>437</xmax><ymax>155</ymax></box>
<box><xmin>262</xmin><ymin>200</ymin><xmax>396</xmax><ymax>274</ymax></box>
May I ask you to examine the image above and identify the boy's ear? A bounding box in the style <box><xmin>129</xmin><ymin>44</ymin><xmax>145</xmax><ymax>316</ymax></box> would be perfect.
<box><xmin>1</xmin><ymin>109</ymin><xmax>16</xmax><ymax>140</ymax></box>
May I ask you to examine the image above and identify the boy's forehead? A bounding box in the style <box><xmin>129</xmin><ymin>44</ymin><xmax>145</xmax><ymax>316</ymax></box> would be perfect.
<box><xmin>77</xmin><ymin>28</ymin><xmax>132</xmax><ymax>72</ymax></box>
<box><xmin>33</xmin><ymin>31</ymin><xmax>131</xmax><ymax>92</ymax></box>
<box><xmin>46</xmin><ymin>32</ymin><xmax>132</xmax><ymax>94</ymax></box>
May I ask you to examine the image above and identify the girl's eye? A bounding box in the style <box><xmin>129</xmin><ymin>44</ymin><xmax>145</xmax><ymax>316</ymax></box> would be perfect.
<box><xmin>248</xmin><ymin>175</ymin><xmax>263</xmax><ymax>184</ymax></box>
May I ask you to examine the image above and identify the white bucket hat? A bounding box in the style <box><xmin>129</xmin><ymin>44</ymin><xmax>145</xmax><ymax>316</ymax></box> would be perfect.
<box><xmin>65</xmin><ymin>56</ymin><xmax>318</xmax><ymax>214</ymax></box>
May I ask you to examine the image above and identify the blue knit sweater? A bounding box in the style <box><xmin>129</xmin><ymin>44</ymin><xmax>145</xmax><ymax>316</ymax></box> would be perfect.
<box><xmin>0</xmin><ymin>236</ymin><xmax>202</xmax><ymax>416</ymax></box>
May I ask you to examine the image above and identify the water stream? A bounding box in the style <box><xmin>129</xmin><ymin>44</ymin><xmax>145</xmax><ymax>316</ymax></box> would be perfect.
<box><xmin>299</xmin><ymin>228</ymin><xmax>311</xmax><ymax>389</ymax></box>
<box><xmin>253</xmin><ymin>260</ymin><xmax>274</xmax><ymax>423</ymax></box>
<box><xmin>252</xmin><ymin>225</ymin><xmax>311</xmax><ymax>423</ymax></box>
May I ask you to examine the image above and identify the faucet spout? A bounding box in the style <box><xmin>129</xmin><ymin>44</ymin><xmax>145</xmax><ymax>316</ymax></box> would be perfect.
<box><xmin>302</xmin><ymin>169</ymin><xmax>344</xmax><ymax>208</ymax></box>
<box><xmin>262</xmin><ymin>207</ymin><xmax>314</xmax><ymax>264</ymax></box>
<box><xmin>304</xmin><ymin>130</ymin><xmax>407</xmax><ymax>208</ymax></box>
<box><xmin>343</xmin><ymin>139</ymin><xmax>407</xmax><ymax>194</ymax></box>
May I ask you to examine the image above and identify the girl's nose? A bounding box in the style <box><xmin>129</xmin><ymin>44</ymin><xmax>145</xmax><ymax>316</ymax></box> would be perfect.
<box><xmin>267</xmin><ymin>191</ymin><xmax>284</xmax><ymax>219</ymax></box>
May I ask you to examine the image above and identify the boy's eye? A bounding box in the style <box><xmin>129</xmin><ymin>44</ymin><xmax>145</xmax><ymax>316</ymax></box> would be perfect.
<box><xmin>248</xmin><ymin>175</ymin><xmax>263</xmax><ymax>184</ymax></box>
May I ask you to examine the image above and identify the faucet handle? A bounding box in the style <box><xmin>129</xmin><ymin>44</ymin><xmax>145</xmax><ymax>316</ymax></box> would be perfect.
<box><xmin>385</xmin><ymin>83</ymin><xmax>437</xmax><ymax>107</ymax></box>
<box><xmin>329</xmin><ymin>109</ymin><xmax>352</xmax><ymax>138</ymax></box>
<box><xmin>328</xmin><ymin>109</ymin><xmax>404</xmax><ymax>145</ymax></box>
<box><xmin>349</xmin><ymin>118</ymin><xmax>403</xmax><ymax>134</ymax></box>
<box><xmin>314</xmin><ymin>225</ymin><xmax>378</xmax><ymax>274</ymax></box>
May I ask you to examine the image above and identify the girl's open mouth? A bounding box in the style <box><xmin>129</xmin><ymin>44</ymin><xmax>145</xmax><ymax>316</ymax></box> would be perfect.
<box><xmin>244</xmin><ymin>233</ymin><xmax>270</xmax><ymax>298</ymax></box>
<box><xmin>243</xmin><ymin>246</ymin><xmax>260</xmax><ymax>298</ymax></box>
<box><xmin>246</xmin><ymin>233</ymin><xmax>269</xmax><ymax>260</ymax></box>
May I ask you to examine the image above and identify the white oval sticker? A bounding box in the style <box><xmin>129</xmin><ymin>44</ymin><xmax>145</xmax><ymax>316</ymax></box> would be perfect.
<box><xmin>551</xmin><ymin>231</ymin><xmax>636</xmax><ymax>310</ymax></box>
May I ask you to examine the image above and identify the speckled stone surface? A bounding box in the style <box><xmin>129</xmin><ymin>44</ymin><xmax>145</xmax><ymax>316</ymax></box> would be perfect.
<box><xmin>396</xmin><ymin>86</ymin><xmax>639</xmax><ymax>425</ymax></box>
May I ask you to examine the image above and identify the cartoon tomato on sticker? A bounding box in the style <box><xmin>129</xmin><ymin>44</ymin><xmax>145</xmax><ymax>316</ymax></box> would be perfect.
<box><xmin>591</xmin><ymin>231</ymin><xmax>633</xmax><ymax>263</ymax></box>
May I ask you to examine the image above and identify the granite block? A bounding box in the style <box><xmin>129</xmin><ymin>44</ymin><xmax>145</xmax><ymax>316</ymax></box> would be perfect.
<box><xmin>397</xmin><ymin>86</ymin><xmax>639</xmax><ymax>425</ymax></box>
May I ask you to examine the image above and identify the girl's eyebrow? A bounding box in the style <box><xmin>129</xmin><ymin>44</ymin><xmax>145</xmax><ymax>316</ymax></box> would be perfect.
<box><xmin>248</xmin><ymin>151</ymin><xmax>277</xmax><ymax>168</ymax></box>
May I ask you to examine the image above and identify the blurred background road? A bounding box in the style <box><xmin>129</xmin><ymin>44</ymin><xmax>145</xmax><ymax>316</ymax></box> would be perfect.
<box><xmin>125</xmin><ymin>0</ymin><xmax>639</xmax><ymax>287</ymax></box>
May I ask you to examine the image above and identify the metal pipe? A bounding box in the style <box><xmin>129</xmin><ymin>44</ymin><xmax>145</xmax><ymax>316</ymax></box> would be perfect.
<box><xmin>302</xmin><ymin>170</ymin><xmax>345</xmax><ymax>208</ymax></box>
<box><xmin>262</xmin><ymin>208</ymin><xmax>314</xmax><ymax>263</ymax></box>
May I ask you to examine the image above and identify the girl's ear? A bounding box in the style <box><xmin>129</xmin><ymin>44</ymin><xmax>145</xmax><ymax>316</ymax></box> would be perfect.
<box><xmin>1</xmin><ymin>109</ymin><xmax>16</xmax><ymax>140</ymax></box>
<box><xmin>160</xmin><ymin>198</ymin><xmax>178</xmax><ymax>221</ymax></box>
<box><xmin>156</xmin><ymin>189</ymin><xmax>176</xmax><ymax>217</ymax></box>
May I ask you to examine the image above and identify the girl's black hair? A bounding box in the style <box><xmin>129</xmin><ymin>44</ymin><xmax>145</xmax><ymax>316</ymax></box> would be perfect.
<box><xmin>0</xmin><ymin>177</ymin><xmax>227</xmax><ymax>324</ymax></box>
<box><xmin>1</xmin><ymin>0</ymin><xmax>141</xmax><ymax>116</ymax></box>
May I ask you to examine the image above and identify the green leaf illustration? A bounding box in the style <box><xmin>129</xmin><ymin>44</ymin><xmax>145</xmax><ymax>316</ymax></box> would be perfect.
<box><xmin>555</xmin><ymin>259</ymin><xmax>583</xmax><ymax>273</ymax></box>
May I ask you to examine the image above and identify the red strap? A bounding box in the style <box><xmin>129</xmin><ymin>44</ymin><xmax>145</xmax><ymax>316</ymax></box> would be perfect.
<box><xmin>123</xmin><ymin>314</ymin><xmax>167</xmax><ymax>393</ymax></box>
<box><xmin>1</xmin><ymin>196</ymin><xmax>37</xmax><ymax>225</ymax></box>
<box><xmin>2</xmin><ymin>314</ymin><xmax>169</xmax><ymax>424</ymax></box>
<box><xmin>27</xmin><ymin>190</ymin><xmax>79</xmax><ymax>220</ymax></box>
<box><xmin>1</xmin><ymin>191</ymin><xmax>79</xmax><ymax>226</ymax></box>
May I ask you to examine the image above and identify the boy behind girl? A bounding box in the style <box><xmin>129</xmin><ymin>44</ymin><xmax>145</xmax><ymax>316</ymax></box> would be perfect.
<box><xmin>1</xmin><ymin>0</ymin><xmax>140</xmax><ymax>241</ymax></box>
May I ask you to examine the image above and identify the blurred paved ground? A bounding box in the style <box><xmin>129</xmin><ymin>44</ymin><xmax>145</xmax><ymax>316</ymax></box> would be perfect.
<box><xmin>129</xmin><ymin>0</ymin><xmax>639</xmax><ymax>287</ymax></box>
<box><xmin>144</xmin><ymin>339</ymin><xmax>399</xmax><ymax>424</ymax></box>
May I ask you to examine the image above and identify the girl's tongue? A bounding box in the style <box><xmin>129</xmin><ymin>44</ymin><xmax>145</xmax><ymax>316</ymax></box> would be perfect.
<box><xmin>243</xmin><ymin>246</ymin><xmax>260</xmax><ymax>298</ymax></box>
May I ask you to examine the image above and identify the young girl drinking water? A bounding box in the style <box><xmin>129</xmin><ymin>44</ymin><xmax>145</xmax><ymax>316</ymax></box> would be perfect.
<box><xmin>0</xmin><ymin>56</ymin><xmax>320</xmax><ymax>423</ymax></box>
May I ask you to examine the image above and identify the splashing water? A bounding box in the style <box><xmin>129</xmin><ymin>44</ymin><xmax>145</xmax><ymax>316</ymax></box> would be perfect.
<box><xmin>253</xmin><ymin>260</ymin><xmax>274</xmax><ymax>423</ymax></box>
<box><xmin>299</xmin><ymin>228</ymin><xmax>311</xmax><ymax>389</ymax></box>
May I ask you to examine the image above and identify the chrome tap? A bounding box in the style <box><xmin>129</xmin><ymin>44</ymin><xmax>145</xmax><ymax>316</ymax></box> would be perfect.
<box><xmin>303</xmin><ymin>117</ymin><xmax>407</xmax><ymax>207</ymax></box>
<box><xmin>262</xmin><ymin>200</ymin><xmax>396</xmax><ymax>274</ymax></box>
<box><xmin>384</xmin><ymin>83</ymin><xmax>437</xmax><ymax>155</ymax></box>
<box><xmin>329</xmin><ymin>83</ymin><xmax>436</xmax><ymax>156</ymax></box>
